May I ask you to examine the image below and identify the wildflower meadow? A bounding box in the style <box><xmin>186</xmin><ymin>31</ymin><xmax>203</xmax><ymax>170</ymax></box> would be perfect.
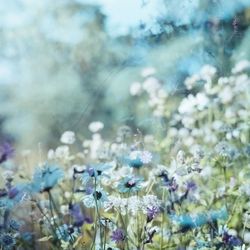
<box><xmin>1</xmin><ymin>61</ymin><xmax>250</xmax><ymax>249</ymax></box>
<box><xmin>1</xmin><ymin>1</ymin><xmax>250</xmax><ymax>250</ymax></box>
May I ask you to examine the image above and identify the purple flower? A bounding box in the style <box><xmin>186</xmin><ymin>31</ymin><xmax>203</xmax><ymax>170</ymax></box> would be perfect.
<box><xmin>186</xmin><ymin>181</ymin><xmax>197</xmax><ymax>191</ymax></box>
<box><xmin>147</xmin><ymin>206</ymin><xmax>160</xmax><ymax>223</ymax></box>
<box><xmin>8</xmin><ymin>187</ymin><xmax>20</xmax><ymax>199</ymax></box>
<box><xmin>222</xmin><ymin>232</ymin><xmax>242</xmax><ymax>247</ymax></box>
<box><xmin>164</xmin><ymin>177</ymin><xmax>178</xmax><ymax>192</ymax></box>
<box><xmin>0</xmin><ymin>143</ymin><xmax>14</xmax><ymax>164</ymax></box>
<box><xmin>69</xmin><ymin>203</ymin><xmax>93</xmax><ymax>227</ymax></box>
<box><xmin>111</xmin><ymin>228</ymin><xmax>125</xmax><ymax>243</ymax></box>
<box><xmin>69</xmin><ymin>203</ymin><xmax>85</xmax><ymax>227</ymax></box>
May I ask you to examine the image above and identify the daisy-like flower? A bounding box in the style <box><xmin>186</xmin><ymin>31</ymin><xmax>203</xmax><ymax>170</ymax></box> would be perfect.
<box><xmin>82</xmin><ymin>186</ymin><xmax>108</xmax><ymax>208</ymax></box>
<box><xmin>215</xmin><ymin>141</ymin><xmax>237</xmax><ymax>160</ymax></box>
<box><xmin>117</xmin><ymin>176</ymin><xmax>144</xmax><ymax>193</ymax></box>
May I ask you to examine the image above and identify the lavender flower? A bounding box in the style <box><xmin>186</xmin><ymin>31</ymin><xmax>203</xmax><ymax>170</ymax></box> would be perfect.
<box><xmin>222</xmin><ymin>232</ymin><xmax>242</xmax><ymax>247</ymax></box>
<box><xmin>0</xmin><ymin>143</ymin><xmax>14</xmax><ymax>164</ymax></box>
<box><xmin>147</xmin><ymin>206</ymin><xmax>160</xmax><ymax>223</ymax></box>
<box><xmin>69</xmin><ymin>203</ymin><xmax>85</xmax><ymax>227</ymax></box>
<box><xmin>111</xmin><ymin>228</ymin><xmax>125</xmax><ymax>243</ymax></box>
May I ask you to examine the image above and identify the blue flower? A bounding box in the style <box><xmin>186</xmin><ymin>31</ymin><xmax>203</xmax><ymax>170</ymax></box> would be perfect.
<box><xmin>81</xmin><ymin>163</ymin><xmax>112</xmax><ymax>184</ymax></box>
<box><xmin>31</xmin><ymin>164</ymin><xmax>64</xmax><ymax>192</ymax></box>
<box><xmin>0</xmin><ymin>185</ymin><xmax>29</xmax><ymax>209</ymax></box>
<box><xmin>170</xmin><ymin>207</ymin><xmax>228</xmax><ymax>231</ymax></box>
<box><xmin>0</xmin><ymin>233</ymin><xmax>16</xmax><ymax>249</ymax></box>
<box><xmin>117</xmin><ymin>176</ymin><xmax>144</xmax><ymax>193</ymax></box>
<box><xmin>21</xmin><ymin>232</ymin><xmax>33</xmax><ymax>242</ymax></box>
<box><xmin>8</xmin><ymin>219</ymin><xmax>21</xmax><ymax>231</ymax></box>
<box><xmin>124</xmin><ymin>150</ymin><xmax>152</xmax><ymax>168</ymax></box>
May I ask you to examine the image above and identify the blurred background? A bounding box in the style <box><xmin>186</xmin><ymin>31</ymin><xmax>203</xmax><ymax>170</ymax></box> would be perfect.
<box><xmin>0</xmin><ymin>0</ymin><xmax>250</xmax><ymax>149</ymax></box>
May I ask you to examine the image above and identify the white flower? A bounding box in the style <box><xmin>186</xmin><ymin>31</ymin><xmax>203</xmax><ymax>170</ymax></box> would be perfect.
<box><xmin>129</xmin><ymin>150</ymin><xmax>152</xmax><ymax>164</ymax></box>
<box><xmin>60</xmin><ymin>131</ymin><xmax>75</xmax><ymax>144</ymax></box>
<box><xmin>89</xmin><ymin>133</ymin><xmax>103</xmax><ymax>159</ymax></box>
<box><xmin>212</xmin><ymin>120</ymin><xmax>223</xmax><ymax>130</ymax></box>
<box><xmin>168</xmin><ymin>127</ymin><xmax>178</xmax><ymax>137</ymax></box>
<box><xmin>141</xmin><ymin>67</ymin><xmax>156</xmax><ymax>77</ymax></box>
<box><xmin>178</xmin><ymin>95</ymin><xmax>196</xmax><ymax>114</ymax></box>
<box><xmin>244</xmin><ymin>232</ymin><xmax>250</xmax><ymax>243</ymax></box>
<box><xmin>104</xmin><ymin>196</ymin><xmax>127</xmax><ymax>215</ymax></box>
<box><xmin>218</xmin><ymin>77</ymin><xmax>229</xmax><ymax>85</ymax></box>
<box><xmin>47</xmin><ymin>149</ymin><xmax>55</xmax><ymax>160</ymax></box>
<box><xmin>104</xmin><ymin>195</ymin><xmax>160</xmax><ymax>217</ymax></box>
<box><xmin>181</xmin><ymin>116</ymin><xmax>195</xmax><ymax>128</ymax></box>
<box><xmin>60</xmin><ymin>205</ymin><xmax>69</xmax><ymax>215</ymax></box>
<box><xmin>55</xmin><ymin>146</ymin><xmax>69</xmax><ymax>159</ymax></box>
<box><xmin>218</xmin><ymin>86</ymin><xmax>233</xmax><ymax>103</ymax></box>
<box><xmin>195</xmin><ymin>93</ymin><xmax>209</xmax><ymax>110</ymax></box>
<box><xmin>130</xmin><ymin>82</ymin><xmax>142</xmax><ymax>96</ymax></box>
<box><xmin>232</xmin><ymin>60</ymin><xmax>250</xmax><ymax>74</ymax></box>
<box><xmin>88</xmin><ymin>121</ymin><xmax>104</xmax><ymax>133</ymax></box>
<box><xmin>184</xmin><ymin>73</ymin><xmax>200</xmax><ymax>90</ymax></box>
<box><xmin>140</xmin><ymin>151</ymin><xmax>153</xmax><ymax>164</ymax></box>
<box><xmin>142</xmin><ymin>77</ymin><xmax>160</xmax><ymax>93</ymax></box>
<box><xmin>141</xmin><ymin>195</ymin><xmax>161</xmax><ymax>213</ymax></box>
<box><xmin>82</xmin><ymin>187</ymin><xmax>107</xmax><ymax>208</ymax></box>
<box><xmin>2</xmin><ymin>170</ymin><xmax>14</xmax><ymax>180</ymax></box>
<box><xmin>128</xmin><ymin>196</ymin><xmax>142</xmax><ymax>216</ymax></box>
<box><xmin>200</xmin><ymin>64</ymin><xmax>217</xmax><ymax>81</ymax></box>
<box><xmin>176</xmin><ymin>150</ymin><xmax>186</xmax><ymax>164</ymax></box>
<box><xmin>239</xmin><ymin>184</ymin><xmax>250</xmax><ymax>196</ymax></box>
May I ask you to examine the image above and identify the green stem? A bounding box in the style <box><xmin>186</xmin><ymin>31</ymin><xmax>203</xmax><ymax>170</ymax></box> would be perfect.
<box><xmin>160</xmin><ymin>188</ymin><xmax>166</xmax><ymax>250</ymax></box>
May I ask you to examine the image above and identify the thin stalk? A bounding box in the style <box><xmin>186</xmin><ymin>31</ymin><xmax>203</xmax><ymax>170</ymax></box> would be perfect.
<box><xmin>103</xmin><ymin>221</ymin><xmax>107</xmax><ymax>250</ymax></box>
<box><xmin>160</xmin><ymin>188</ymin><xmax>166</xmax><ymax>250</ymax></box>
<box><xmin>125</xmin><ymin>194</ymin><xmax>130</xmax><ymax>250</ymax></box>
<box><xmin>223</xmin><ymin>166</ymin><xmax>228</xmax><ymax>211</ymax></box>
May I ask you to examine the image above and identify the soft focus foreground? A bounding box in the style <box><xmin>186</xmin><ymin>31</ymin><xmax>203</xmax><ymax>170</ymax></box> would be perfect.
<box><xmin>1</xmin><ymin>0</ymin><xmax>250</xmax><ymax>250</ymax></box>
